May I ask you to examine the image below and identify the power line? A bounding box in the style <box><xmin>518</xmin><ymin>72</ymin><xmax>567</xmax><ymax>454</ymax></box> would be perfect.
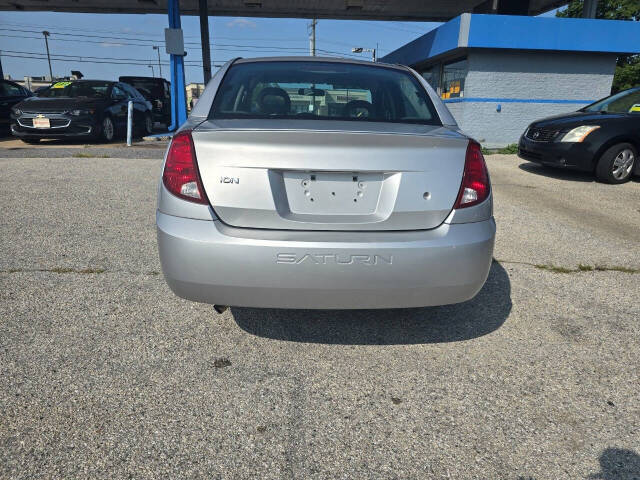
<box><xmin>0</xmin><ymin>33</ymin><xmax>361</xmax><ymax>58</ymax></box>
<box><xmin>0</xmin><ymin>33</ymin><xmax>162</xmax><ymax>48</ymax></box>
<box><xmin>0</xmin><ymin>21</ymin><xmax>170</xmax><ymax>38</ymax></box>
<box><xmin>0</xmin><ymin>21</ymin><xmax>303</xmax><ymax>42</ymax></box>
<box><xmin>0</xmin><ymin>52</ymin><xmax>196</xmax><ymax>66</ymax></box>
<box><xmin>1</xmin><ymin>48</ymin><xmax>360</xmax><ymax>68</ymax></box>
<box><xmin>0</xmin><ymin>27</ymin><xmax>312</xmax><ymax>50</ymax></box>
<box><xmin>0</xmin><ymin>25</ymin><xmax>369</xmax><ymax>54</ymax></box>
<box><xmin>353</xmin><ymin>20</ymin><xmax>438</xmax><ymax>35</ymax></box>
<box><xmin>1</xmin><ymin>48</ymin><xmax>199</xmax><ymax>63</ymax></box>
<box><xmin>0</xmin><ymin>31</ymin><xmax>315</xmax><ymax>52</ymax></box>
<box><xmin>0</xmin><ymin>52</ymin><xmax>239</xmax><ymax>68</ymax></box>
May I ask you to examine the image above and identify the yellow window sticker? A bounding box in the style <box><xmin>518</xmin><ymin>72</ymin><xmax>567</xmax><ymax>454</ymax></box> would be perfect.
<box><xmin>51</xmin><ymin>81</ymin><xmax>72</xmax><ymax>89</ymax></box>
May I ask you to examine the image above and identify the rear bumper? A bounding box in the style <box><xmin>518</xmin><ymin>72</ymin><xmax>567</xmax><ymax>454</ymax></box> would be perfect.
<box><xmin>157</xmin><ymin>211</ymin><xmax>496</xmax><ymax>309</ymax></box>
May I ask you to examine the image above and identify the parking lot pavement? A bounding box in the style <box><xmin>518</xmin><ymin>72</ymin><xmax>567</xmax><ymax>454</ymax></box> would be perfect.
<box><xmin>0</xmin><ymin>137</ymin><xmax>168</xmax><ymax>159</ymax></box>
<box><xmin>1</xmin><ymin>152</ymin><xmax>639</xmax><ymax>479</ymax></box>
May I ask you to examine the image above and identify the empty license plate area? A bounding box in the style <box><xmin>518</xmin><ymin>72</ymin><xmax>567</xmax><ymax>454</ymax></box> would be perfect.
<box><xmin>283</xmin><ymin>171</ymin><xmax>383</xmax><ymax>215</ymax></box>
<box><xmin>33</xmin><ymin>117</ymin><xmax>50</xmax><ymax>129</ymax></box>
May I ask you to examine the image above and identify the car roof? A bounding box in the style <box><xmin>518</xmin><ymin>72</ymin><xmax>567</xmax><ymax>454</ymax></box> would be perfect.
<box><xmin>53</xmin><ymin>79</ymin><xmax>115</xmax><ymax>84</ymax></box>
<box><xmin>233</xmin><ymin>56</ymin><xmax>408</xmax><ymax>72</ymax></box>
<box><xmin>120</xmin><ymin>76</ymin><xmax>167</xmax><ymax>82</ymax></box>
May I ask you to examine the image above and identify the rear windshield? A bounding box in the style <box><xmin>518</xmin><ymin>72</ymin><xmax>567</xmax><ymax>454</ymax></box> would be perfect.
<box><xmin>38</xmin><ymin>81</ymin><xmax>111</xmax><ymax>99</ymax></box>
<box><xmin>210</xmin><ymin>61</ymin><xmax>440</xmax><ymax>125</ymax></box>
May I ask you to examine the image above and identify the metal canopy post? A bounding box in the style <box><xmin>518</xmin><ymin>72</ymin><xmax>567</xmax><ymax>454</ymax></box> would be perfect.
<box><xmin>199</xmin><ymin>0</ymin><xmax>212</xmax><ymax>84</ymax></box>
<box><xmin>582</xmin><ymin>0</ymin><xmax>598</xmax><ymax>18</ymax></box>
<box><xmin>168</xmin><ymin>0</ymin><xmax>187</xmax><ymax>131</ymax></box>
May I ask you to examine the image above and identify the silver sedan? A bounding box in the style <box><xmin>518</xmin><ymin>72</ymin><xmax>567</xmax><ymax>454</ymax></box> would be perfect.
<box><xmin>157</xmin><ymin>57</ymin><xmax>495</xmax><ymax>310</ymax></box>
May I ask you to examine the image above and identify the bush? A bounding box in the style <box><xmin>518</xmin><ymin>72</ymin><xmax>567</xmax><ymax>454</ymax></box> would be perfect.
<box><xmin>482</xmin><ymin>144</ymin><xmax>519</xmax><ymax>155</ymax></box>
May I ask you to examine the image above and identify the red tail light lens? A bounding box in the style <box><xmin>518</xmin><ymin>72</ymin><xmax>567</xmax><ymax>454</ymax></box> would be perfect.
<box><xmin>454</xmin><ymin>141</ymin><xmax>490</xmax><ymax>209</ymax></box>
<box><xmin>162</xmin><ymin>130</ymin><xmax>208</xmax><ymax>204</ymax></box>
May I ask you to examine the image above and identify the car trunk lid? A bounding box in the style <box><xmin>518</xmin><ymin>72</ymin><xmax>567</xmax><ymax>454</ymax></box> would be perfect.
<box><xmin>192</xmin><ymin>120</ymin><xmax>468</xmax><ymax>231</ymax></box>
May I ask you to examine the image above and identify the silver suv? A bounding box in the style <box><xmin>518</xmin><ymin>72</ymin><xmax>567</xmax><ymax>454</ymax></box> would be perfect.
<box><xmin>156</xmin><ymin>57</ymin><xmax>495</xmax><ymax>310</ymax></box>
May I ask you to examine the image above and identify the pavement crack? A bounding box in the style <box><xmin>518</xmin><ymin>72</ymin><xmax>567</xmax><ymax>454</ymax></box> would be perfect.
<box><xmin>493</xmin><ymin>258</ymin><xmax>639</xmax><ymax>274</ymax></box>
<box><xmin>2</xmin><ymin>267</ymin><xmax>161</xmax><ymax>276</ymax></box>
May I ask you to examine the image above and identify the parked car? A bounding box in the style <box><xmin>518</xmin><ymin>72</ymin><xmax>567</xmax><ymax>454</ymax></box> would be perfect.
<box><xmin>10</xmin><ymin>80</ymin><xmax>153</xmax><ymax>143</ymax></box>
<box><xmin>119</xmin><ymin>76</ymin><xmax>171</xmax><ymax>127</ymax></box>
<box><xmin>0</xmin><ymin>79</ymin><xmax>31</xmax><ymax>135</ymax></box>
<box><xmin>156</xmin><ymin>57</ymin><xmax>495</xmax><ymax>311</ymax></box>
<box><xmin>518</xmin><ymin>87</ymin><xmax>640</xmax><ymax>183</ymax></box>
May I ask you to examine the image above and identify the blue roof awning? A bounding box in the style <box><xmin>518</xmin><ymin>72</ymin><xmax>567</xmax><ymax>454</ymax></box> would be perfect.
<box><xmin>381</xmin><ymin>14</ymin><xmax>640</xmax><ymax>66</ymax></box>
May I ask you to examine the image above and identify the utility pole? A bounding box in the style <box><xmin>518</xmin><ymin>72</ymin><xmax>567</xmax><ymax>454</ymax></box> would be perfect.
<box><xmin>199</xmin><ymin>0</ymin><xmax>212</xmax><ymax>83</ymax></box>
<box><xmin>582</xmin><ymin>0</ymin><xmax>598</xmax><ymax>18</ymax></box>
<box><xmin>152</xmin><ymin>46</ymin><xmax>162</xmax><ymax>77</ymax></box>
<box><xmin>0</xmin><ymin>50</ymin><xmax>4</xmax><ymax>80</ymax></box>
<box><xmin>148</xmin><ymin>65</ymin><xmax>155</xmax><ymax>77</ymax></box>
<box><xmin>42</xmin><ymin>31</ymin><xmax>53</xmax><ymax>81</ymax></box>
<box><xmin>308</xmin><ymin>19</ymin><xmax>317</xmax><ymax>56</ymax></box>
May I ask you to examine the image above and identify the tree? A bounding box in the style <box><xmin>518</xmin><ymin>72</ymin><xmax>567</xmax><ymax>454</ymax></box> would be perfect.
<box><xmin>557</xmin><ymin>0</ymin><xmax>640</xmax><ymax>93</ymax></box>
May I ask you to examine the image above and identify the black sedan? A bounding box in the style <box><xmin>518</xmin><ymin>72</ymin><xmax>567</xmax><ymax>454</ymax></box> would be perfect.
<box><xmin>518</xmin><ymin>87</ymin><xmax>640</xmax><ymax>184</ymax></box>
<box><xmin>1</xmin><ymin>79</ymin><xmax>32</xmax><ymax>136</ymax></box>
<box><xmin>10</xmin><ymin>80</ymin><xmax>153</xmax><ymax>143</ymax></box>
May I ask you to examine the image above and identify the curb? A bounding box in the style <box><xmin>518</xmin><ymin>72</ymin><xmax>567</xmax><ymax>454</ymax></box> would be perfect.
<box><xmin>142</xmin><ymin>133</ymin><xmax>173</xmax><ymax>142</ymax></box>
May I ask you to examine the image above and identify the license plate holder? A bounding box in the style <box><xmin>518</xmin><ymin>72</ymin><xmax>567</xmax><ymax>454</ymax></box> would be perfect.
<box><xmin>33</xmin><ymin>117</ymin><xmax>50</xmax><ymax>129</ymax></box>
<box><xmin>283</xmin><ymin>171</ymin><xmax>383</xmax><ymax>215</ymax></box>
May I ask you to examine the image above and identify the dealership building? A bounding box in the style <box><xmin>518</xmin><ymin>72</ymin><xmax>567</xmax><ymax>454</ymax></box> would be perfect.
<box><xmin>381</xmin><ymin>14</ymin><xmax>640</xmax><ymax>147</ymax></box>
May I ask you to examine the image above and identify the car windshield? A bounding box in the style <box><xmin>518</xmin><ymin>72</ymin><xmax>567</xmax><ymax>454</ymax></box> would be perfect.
<box><xmin>210</xmin><ymin>61</ymin><xmax>440</xmax><ymax>125</ymax></box>
<box><xmin>582</xmin><ymin>87</ymin><xmax>640</xmax><ymax>114</ymax></box>
<box><xmin>38</xmin><ymin>81</ymin><xmax>111</xmax><ymax>99</ymax></box>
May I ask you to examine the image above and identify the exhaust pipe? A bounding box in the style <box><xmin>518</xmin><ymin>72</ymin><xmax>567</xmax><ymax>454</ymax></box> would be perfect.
<box><xmin>213</xmin><ymin>305</ymin><xmax>228</xmax><ymax>314</ymax></box>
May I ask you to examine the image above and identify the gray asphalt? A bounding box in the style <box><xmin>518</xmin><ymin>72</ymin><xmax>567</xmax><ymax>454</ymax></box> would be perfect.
<box><xmin>0</xmin><ymin>137</ymin><xmax>167</xmax><ymax>159</ymax></box>
<box><xmin>1</xmin><ymin>152</ymin><xmax>639</xmax><ymax>479</ymax></box>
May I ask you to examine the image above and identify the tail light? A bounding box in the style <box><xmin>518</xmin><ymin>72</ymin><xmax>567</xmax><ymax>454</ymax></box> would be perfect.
<box><xmin>454</xmin><ymin>141</ymin><xmax>490</xmax><ymax>209</ymax></box>
<box><xmin>162</xmin><ymin>130</ymin><xmax>208</xmax><ymax>204</ymax></box>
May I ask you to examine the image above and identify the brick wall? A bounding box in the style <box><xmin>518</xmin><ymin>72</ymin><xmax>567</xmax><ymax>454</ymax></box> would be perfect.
<box><xmin>444</xmin><ymin>50</ymin><xmax>616</xmax><ymax>147</ymax></box>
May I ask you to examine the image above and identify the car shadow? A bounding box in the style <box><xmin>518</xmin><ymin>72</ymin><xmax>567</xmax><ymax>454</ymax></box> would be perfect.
<box><xmin>1</xmin><ymin>138</ymin><xmax>119</xmax><ymax>149</ymax></box>
<box><xmin>231</xmin><ymin>260</ymin><xmax>511</xmax><ymax>345</ymax></box>
<box><xmin>519</xmin><ymin>162</ymin><xmax>640</xmax><ymax>184</ymax></box>
<box><xmin>518</xmin><ymin>162</ymin><xmax>640</xmax><ymax>183</ymax></box>
<box><xmin>588</xmin><ymin>448</ymin><xmax>640</xmax><ymax>479</ymax></box>
<box><xmin>518</xmin><ymin>161</ymin><xmax>597</xmax><ymax>183</ymax></box>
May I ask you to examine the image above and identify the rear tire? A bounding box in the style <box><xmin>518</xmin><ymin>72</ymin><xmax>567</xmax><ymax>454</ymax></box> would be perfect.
<box><xmin>100</xmin><ymin>116</ymin><xmax>115</xmax><ymax>143</ymax></box>
<box><xmin>143</xmin><ymin>113</ymin><xmax>153</xmax><ymax>136</ymax></box>
<box><xmin>22</xmin><ymin>138</ymin><xmax>40</xmax><ymax>144</ymax></box>
<box><xmin>595</xmin><ymin>143</ymin><xmax>636</xmax><ymax>184</ymax></box>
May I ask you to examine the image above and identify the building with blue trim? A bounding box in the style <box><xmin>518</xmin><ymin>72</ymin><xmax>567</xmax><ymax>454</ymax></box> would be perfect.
<box><xmin>381</xmin><ymin>14</ymin><xmax>640</xmax><ymax>147</ymax></box>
